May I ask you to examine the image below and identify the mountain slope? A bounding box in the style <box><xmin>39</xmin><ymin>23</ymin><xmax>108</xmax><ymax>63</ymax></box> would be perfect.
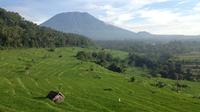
<box><xmin>41</xmin><ymin>12</ymin><xmax>142</xmax><ymax>40</ymax></box>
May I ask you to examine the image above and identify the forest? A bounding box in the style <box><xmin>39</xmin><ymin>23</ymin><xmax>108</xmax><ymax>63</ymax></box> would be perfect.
<box><xmin>0</xmin><ymin>8</ymin><xmax>93</xmax><ymax>48</ymax></box>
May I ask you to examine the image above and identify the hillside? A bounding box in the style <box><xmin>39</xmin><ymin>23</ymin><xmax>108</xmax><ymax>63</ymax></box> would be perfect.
<box><xmin>0</xmin><ymin>47</ymin><xmax>200</xmax><ymax>112</ymax></box>
<box><xmin>0</xmin><ymin>8</ymin><xmax>93</xmax><ymax>48</ymax></box>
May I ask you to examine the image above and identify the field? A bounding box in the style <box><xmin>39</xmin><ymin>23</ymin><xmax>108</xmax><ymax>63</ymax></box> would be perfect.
<box><xmin>0</xmin><ymin>47</ymin><xmax>200</xmax><ymax>112</ymax></box>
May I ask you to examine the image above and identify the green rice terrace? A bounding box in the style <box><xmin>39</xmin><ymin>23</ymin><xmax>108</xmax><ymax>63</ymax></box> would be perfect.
<box><xmin>0</xmin><ymin>48</ymin><xmax>200</xmax><ymax>112</ymax></box>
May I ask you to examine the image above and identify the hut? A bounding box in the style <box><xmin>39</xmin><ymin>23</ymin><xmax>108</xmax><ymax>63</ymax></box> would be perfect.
<box><xmin>46</xmin><ymin>91</ymin><xmax>65</xmax><ymax>103</ymax></box>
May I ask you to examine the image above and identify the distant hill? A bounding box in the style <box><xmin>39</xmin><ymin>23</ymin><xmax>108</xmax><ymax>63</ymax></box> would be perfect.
<box><xmin>0</xmin><ymin>8</ymin><xmax>93</xmax><ymax>48</ymax></box>
<box><xmin>41</xmin><ymin>12</ymin><xmax>200</xmax><ymax>41</ymax></box>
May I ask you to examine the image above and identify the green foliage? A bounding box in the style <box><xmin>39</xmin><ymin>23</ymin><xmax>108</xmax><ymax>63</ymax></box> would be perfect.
<box><xmin>97</xmin><ymin>40</ymin><xmax>200</xmax><ymax>55</ymax></box>
<box><xmin>76</xmin><ymin>51</ymin><xmax>92</xmax><ymax>60</ymax></box>
<box><xmin>47</xmin><ymin>48</ymin><xmax>55</xmax><ymax>52</ymax></box>
<box><xmin>107</xmin><ymin>63</ymin><xmax>125</xmax><ymax>73</ymax></box>
<box><xmin>176</xmin><ymin>83</ymin><xmax>189</xmax><ymax>88</ymax></box>
<box><xmin>0</xmin><ymin>8</ymin><xmax>93</xmax><ymax>48</ymax></box>
<box><xmin>97</xmin><ymin>40</ymin><xmax>200</xmax><ymax>81</ymax></box>
<box><xmin>193</xmin><ymin>95</ymin><xmax>200</xmax><ymax>99</ymax></box>
<box><xmin>151</xmin><ymin>80</ymin><xmax>167</xmax><ymax>88</ymax></box>
<box><xmin>128</xmin><ymin>53</ymin><xmax>159</xmax><ymax>70</ymax></box>
<box><xmin>171</xmin><ymin>82</ymin><xmax>189</xmax><ymax>92</ymax></box>
<box><xmin>129</xmin><ymin>76</ymin><xmax>135</xmax><ymax>82</ymax></box>
<box><xmin>76</xmin><ymin>51</ymin><xmax>125</xmax><ymax>73</ymax></box>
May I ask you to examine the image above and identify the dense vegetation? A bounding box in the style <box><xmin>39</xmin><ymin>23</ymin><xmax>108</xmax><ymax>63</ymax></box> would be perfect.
<box><xmin>96</xmin><ymin>40</ymin><xmax>200</xmax><ymax>55</ymax></box>
<box><xmin>174</xmin><ymin>52</ymin><xmax>200</xmax><ymax>81</ymax></box>
<box><xmin>75</xmin><ymin>50</ymin><xmax>180</xmax><ymax>81</ymax></box>
<box><xmin>0</xmin><ymin>47</ymin><xmax>200</xmax><ymax>112</ymax></box>
<box><xmin>97</xmin><ymin>40</ymin><xmax>200</xmax><ymax>81</ymax></box>
<box><xmin>0</xmin><ymin>8</ymin><xmax>93</xmax><ymax>48</ymax></box>
<box><xmin>76</xmin><ymin>50</ymin><xmax>126</xmax><ymax>73</ymax></box>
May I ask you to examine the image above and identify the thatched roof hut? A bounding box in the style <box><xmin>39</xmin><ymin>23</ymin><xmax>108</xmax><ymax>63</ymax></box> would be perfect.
<box><xmin>46</xmin><ymin>91</ymin><xmax>65</xmax><ymax>103</ymax></box>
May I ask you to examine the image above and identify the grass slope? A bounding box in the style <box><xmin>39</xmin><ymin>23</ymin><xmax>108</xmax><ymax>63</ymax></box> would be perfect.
<box><xmin>0</xmin><ymin>48</ymin><xmax>200</xmax><ymax>112</ymax></box>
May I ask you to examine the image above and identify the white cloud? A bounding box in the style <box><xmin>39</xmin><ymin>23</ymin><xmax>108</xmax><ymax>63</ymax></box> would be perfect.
<box><xmin>88</xmin><ymin>0</ymin><xmax>171</xmax><ymax>25</ymax></box>
<box><xmin>3</xmin><ymin>6</ymin><xmax>50</xmax><ymax>24</ymax></box>
<box><xmin>88</xmin><ymin>4</ymin><xmax>135</xmax><ymax>25</ymax></box>
<box><xmin>94</xmin><ymin>0</ymin><xmax>200</xmax><ymax>35</ymax></box>
<box><xmin>124</xmin><ymin>8</ymin><xmax>200</xmax><ymax>35</ymax></box>
<box><xmin>178</xmin><ymin>0</ymin><xmax>187</xmax><ymax>5</ymax></box>
<box><xmin>194</xmin><ymin>2</ymin><xmax>200</xmax><ymax>12</ymax></box>
<box><xmin>129</xmin><ymin>0</ymin><xmax>169</xmax><ymax>8</ymax></box>
<box><xmin>138</xmin><ymin>9</ymin><xmax>180</xmax><ymax>25</ymax></box>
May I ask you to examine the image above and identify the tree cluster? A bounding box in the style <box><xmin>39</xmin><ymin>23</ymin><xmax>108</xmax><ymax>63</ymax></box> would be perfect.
<box><xmin>76</xmin><ymin>51</ymin><xmax>125</xmax><ymax>73</ymax></box>
<box><xmin>97</xmin><ymin>40</ymin><xmax>200</xmax><ymax>81</ymax></box>
<box><xmin>0</xmin><ymin>8</ymin><xmax>93</xmax><ymax>48</ymax></box>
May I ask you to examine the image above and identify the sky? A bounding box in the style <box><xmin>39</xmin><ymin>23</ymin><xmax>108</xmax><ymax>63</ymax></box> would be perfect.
<box><xmin>0</xmin><ymin>0</ymin><xmax>200</xmax><ymax>35</ymax></box>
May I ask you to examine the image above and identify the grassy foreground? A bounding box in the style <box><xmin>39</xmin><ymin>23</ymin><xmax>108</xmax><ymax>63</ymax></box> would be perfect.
<box><xmin>0</xmin><ymin>47</ymin><xmax>200</xmax><ymax>112</ymax></box>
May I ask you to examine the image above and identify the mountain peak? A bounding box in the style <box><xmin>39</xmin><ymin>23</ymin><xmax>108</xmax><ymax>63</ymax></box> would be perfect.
<box><xmin>57</xmin><ymin>12</ymin><xmax>91</xmax><ymax>16</ymax></box>
<box><xmin>137</xmin><ymin>31</ymin><xmax>151</xmax><ymax>35</ymax></box>
<box><xmin>41</xmin><ymin>12</ymin><xmax>140</xmax><ymax>40</ymax></box>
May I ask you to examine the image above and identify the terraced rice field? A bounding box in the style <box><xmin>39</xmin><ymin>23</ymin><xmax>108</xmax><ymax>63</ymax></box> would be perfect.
<box><xmin>0</xmin><ymin>48</ymin><xmax>200</xmax><ymax>112</ymax></box>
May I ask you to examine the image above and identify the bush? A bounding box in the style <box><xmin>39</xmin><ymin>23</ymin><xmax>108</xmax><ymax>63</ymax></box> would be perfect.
<box><xmin>193</xmin><ymin>95</ymin><xmax>200</xmax><ymax>99</ymax></box>
<box><xmin>0</xmin><ymin>46</ymin><xmax>5</xmax><ymax>50</ymax></box>
<box><xmin>129</xmin><ymin>76</ymin><xmax>135</xmax><ymax>82</ymax></box>
<box><xmin>93</xmin><ymin>74</ymin><xmax>101</xmax><ymax>79</ymax></box>
<box><xmin>48</xmin><ymin>48</ymin><xmax>55</xmax><ymax>52</ymax></box>
<box><xmin>76</xmin><ymin>51</ymin><xmax>125</xmax><ymax>73</ymax></box>
<box><xmin>151</xmin><ymin>80</ymin><xmax>167</xmax><ymax>88</ymax></box>
<box><xmin>103</xmin><ymin>88</ymin><xmax>112</xmax><ymax>91</ymax></box>
<box><xmin>76</xmin><ymin>51</ymin><xmax>91</xmax><ymax>60</ymax></box>
<box><xmin>177</xmin><ymin>83</ymin><xmax>189</xmax><ymax>88</ymax></box>
<box><xmin>25</xmin><ymin>66</ymin><xmax>30</xmax><ymax>70</ymax></box>
<box><xmin>107</xmin><ymin>63</ymin><xmax>125</xmax><ymax>73</ymax></box>
<box><xmin>171</xmin><ymin>83</ymin><xmax>189</xmax><ymax>92</ymax></box>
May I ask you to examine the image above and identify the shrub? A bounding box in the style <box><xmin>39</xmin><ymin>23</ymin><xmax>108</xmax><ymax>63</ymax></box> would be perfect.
<box><xmin>171</xmin><ymin>83</ymin><xmax>189</xmax><ymax>92</ymax></box>
<box><xmin>48</xmin><ymin>48</ymin><xmax>55</xmax><ymax>52</ymax></box>
<box><xmin>103</xmin><ymin>88</ymin><xmax>112</xmax><ymax>91</ymax></box>
<box><xmin>25</xmin><ymin>66</ymin><xmax>30</xmax><ymax>70</ymax></box>
<box><xmin>129</xmin><ymin>76</ymin><xmax>135</xmax><ymax>82</ymax></box>
<box><xmin>76</xmin><ymin>51</ymin><xmax>125</xmax><ymax>73</ymax></box>
<box><xmin>192</xmin><ymin>95</ymin><xmax>200</xmax><ymax>99</ymax></box>
<box><xmin>90</xmin><ymin>66</ymin><xmax>94</xmax><ymax>71</ymax></box>
<box><xmin>107</xmin><ymin>63</ymin><xmax>125</xmax><ymax>73</ymax></box>
<box><xmin>76</xmin><ymin>51</ymin><xmax>91</xmax><ymax>60</ymax></box>
<box><xmin>93</xmin><ymin>74</ymin><xmax>101</xmax><ymax>79</ymax></box>
<box><xmin>151</xmin><ymin>80</ymin><xmax>167</xmax><ymax>88</ymax></box>
<box><xmin>177</xmin><ymin>83</ymin><xmax>189</xmax><ymax>88</ymax></box>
